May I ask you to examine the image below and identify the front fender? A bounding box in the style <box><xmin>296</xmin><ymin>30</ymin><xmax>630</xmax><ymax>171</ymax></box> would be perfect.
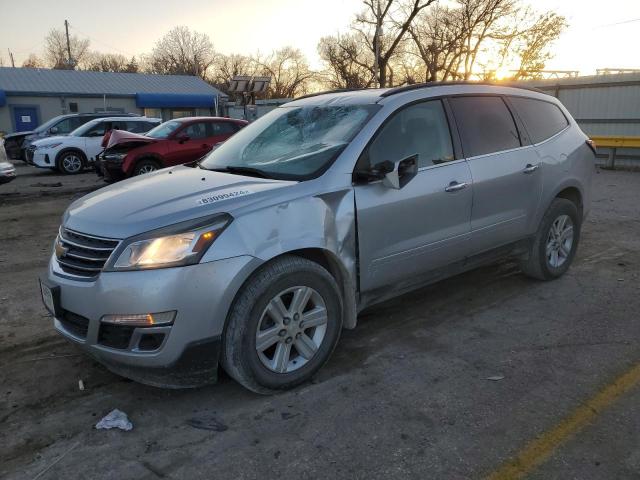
<box><xmin>202</xmin><ymin>187</ymin><xmax>359</xmax><ymax>328</ymax></box>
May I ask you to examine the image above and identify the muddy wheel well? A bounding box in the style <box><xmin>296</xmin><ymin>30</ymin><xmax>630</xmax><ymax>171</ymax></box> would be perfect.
<box><xmin>556</xmin><ymin>187</ymin><xmax>583</xmax><ymax>220</ymax></box>
<box><xmin>287</xmin><ymin>248</ymin><xmax>358</xmax><ymax>329</ymax></box>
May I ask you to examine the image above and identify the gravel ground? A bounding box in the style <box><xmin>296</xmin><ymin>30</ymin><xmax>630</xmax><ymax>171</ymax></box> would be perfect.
<box><xmin>1</xmin><ymin>162</ymin><xmax>640</xmax><ymax>480</ymax></box>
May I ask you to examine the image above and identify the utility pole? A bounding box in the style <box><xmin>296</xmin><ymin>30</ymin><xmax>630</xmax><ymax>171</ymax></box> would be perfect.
<box><xmin>7</xmin><ymin>49</ymin><xmax>15</xmax><ymax>67</ymax></box>
<box><xmin>64</xmin><ymin>19</ymin><xmax>73</xmax><ymax>68</ymax></box>
<box><xmin>373</xmin><ymin>0</ymin><xmax>382</xmax><ymax>88</ymax></box>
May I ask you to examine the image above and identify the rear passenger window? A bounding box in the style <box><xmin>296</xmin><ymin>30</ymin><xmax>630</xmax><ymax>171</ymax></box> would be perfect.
<box><xmin>367</xmin><ymin>100</ymin><xmax>454</xmax><ymax>169</ymax></box>
<box><xmin>449</xmin><ymin>96</ymin><xmax>520</xmax><ymax>157</ymax></box>
<box><xmin>211</xmin><ymin>122</ymin><xmax>238</xmax><ymax>135</ymax></box>
<box><xmin>509</xmin><ymin>97</ymin><xmax>568</xmax><ymax>144</ymax></box>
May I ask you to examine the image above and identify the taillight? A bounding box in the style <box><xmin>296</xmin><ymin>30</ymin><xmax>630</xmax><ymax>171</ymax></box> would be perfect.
<box><xmin>586</xmin><ymin>139</ymin><xmax>597</xmax><ymax>155</ymax></box>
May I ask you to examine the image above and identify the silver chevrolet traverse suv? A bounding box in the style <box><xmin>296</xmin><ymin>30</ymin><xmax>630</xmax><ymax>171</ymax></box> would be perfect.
<box><xmin>41</xmin><ymin>83</ymin><xmax>594</xmax><ymax>393</ymax></box>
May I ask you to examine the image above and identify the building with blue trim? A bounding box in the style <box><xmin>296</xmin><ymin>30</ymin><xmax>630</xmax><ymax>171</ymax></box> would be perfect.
<box><xmin>0</xmin><ymin>67</ymin><xmax>227</xmax><ymax>134</ymax></box>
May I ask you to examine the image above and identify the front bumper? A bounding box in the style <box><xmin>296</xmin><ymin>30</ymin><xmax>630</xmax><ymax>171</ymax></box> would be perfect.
<box><xmin>98</xmin><ymin>158</ymin><xmax>126</xmax><ymax>182</ymax></box>
<box><xmin>30</xmin><ymin>150</ymin><xmax>55</xmax><ymax>168</ymax></box>
<box><xmin>44</xmin><ymin>254</ymin><xmax>259</xmax><ymax>387</ymax></box>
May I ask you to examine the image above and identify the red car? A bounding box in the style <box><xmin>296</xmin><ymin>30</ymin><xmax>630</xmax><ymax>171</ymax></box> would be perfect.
<box><xmin>97</xmin><ymin>117</ymin><xmax>248</xmax><ymax>181</ymax></box>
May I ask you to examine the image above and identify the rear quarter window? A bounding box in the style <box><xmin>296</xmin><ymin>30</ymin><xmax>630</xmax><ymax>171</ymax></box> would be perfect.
<box><xmin>449</xmin><ymin>96</ymin><xmax>521</xmax><ymax>158</ymax></box>
<box><xmin>509</xmin><ymin>96</ymin><xmax>568</xmax><ymax>144</ymax></box>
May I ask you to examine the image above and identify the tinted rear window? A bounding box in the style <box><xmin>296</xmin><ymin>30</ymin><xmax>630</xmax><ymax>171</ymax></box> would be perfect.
<box><xmin>449</xmin><ymin>96</ymin><xmax>521</xmax><ymax>157</ymax></box>
<box><xmin>509</xmin><ymin>96</ymin><xmax>568</xmax><ymax>144</ymax></box>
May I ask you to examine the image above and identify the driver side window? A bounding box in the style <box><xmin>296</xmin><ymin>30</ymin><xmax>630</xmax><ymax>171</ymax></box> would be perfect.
<box><xmin>84</xmin><ymin>121</ymin><xmax>109</xmax><ymax>137</ymax></box>
<box><xmin>183</xmin><ymin>122</ymin><xmax>208</xmax><ymax>139</ymax></box>
<box><xmin>367</xmin><ymin>100</ymin><xmax>454</xmax><ymax>169</ymax></box>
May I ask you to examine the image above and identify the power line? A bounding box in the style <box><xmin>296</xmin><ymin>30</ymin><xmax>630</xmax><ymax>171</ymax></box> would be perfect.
<box><xmin>67</xmin><ymin>22</ymin><xmax>138</xmax><ymax>58</ymax></box>
<box><xmin>594</xmin><ymin>17</ymin><xmax>640</xmax><ymax>28</ymax></box>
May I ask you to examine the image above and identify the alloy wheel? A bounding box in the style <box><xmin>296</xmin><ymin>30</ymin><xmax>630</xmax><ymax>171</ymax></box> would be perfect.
<box><xmin>137</xmin><ymin>164</ymin><xmax>157</xmax><ymax>175</ymax></box>
<box><xmin>546</xmin><ymin>214</ymin><xmax>574</xmax><ymax>268</ymax></box>
<box><xmin>62</xmin><ymin>154</ymin><xmax>82</xmax><ymax>173</ymax></box>
<box><xmin>255</xmin><ymin>286</ymin><xmax>328</xmax><ymax>373</ymax></box>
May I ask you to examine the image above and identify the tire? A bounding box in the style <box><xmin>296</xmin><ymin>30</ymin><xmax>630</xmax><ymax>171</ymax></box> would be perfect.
<box><xmin>133</xmin><ymin>159</ymin><xmax>161</xmax><ymax>176</ymax></box>
<box><xmin>56</xmin><ymin>150</ymin><xmax>85</xmax><ymax>175</ymax></box>
<box><xmin>519</xmin><ymin>198</ymin><xmax>581</xmax><ymax>280</ymax></box>
<box><xmin>222</xmin><ymin>255</ymin><xmax>343</xmax><ymax>394</ymax></box>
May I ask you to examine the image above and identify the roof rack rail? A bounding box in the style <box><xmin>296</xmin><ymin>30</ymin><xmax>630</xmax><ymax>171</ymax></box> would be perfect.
<box><xmin>294</xmin><ymin>87</ymin><xmax>376</xmax><ymax>101</ymax></box>
<box><xmin>380</xmin><ymin>81</ymin><xmax>550</xmax><ymax>97</ymax></box>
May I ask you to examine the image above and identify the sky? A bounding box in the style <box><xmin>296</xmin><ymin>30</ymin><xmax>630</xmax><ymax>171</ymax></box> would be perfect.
<box><xmin>0</xmin><ymin>0</ymin><xmax>639</xmax><ymax>74</ymax></box>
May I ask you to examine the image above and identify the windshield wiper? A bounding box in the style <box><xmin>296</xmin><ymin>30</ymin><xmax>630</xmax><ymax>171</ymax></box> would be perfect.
<box><xmin>207</xmin><ymin>166</ymin><xmax>275</xmax><ymax>179</ymax></box>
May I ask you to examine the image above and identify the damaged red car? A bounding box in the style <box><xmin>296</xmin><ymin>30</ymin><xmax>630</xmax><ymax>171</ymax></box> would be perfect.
<box><xmin>97</xmin><ymin>117</ymin><xmax>248</xmax><ymax>182</ymax></box>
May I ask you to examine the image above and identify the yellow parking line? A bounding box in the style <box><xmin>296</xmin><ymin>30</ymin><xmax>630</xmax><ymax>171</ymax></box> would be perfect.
<box><xmin>486</xmin><ymin>362</ymin><xmax>640</xmax><ymax>480</ymax></box>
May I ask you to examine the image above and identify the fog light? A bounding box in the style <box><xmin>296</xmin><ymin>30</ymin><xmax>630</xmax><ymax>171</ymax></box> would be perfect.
<box><xmin>100</xmin><ymin>311</ymin><xmax>176</xmax><ymax>326</ymax></box>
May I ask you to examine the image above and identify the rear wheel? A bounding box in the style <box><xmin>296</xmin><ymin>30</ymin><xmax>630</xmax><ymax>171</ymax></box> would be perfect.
<box><xmin>133</xmin><ymin>159</ymin><xmax>161</xmax><ymax>176</ymax></box>
<box><xmin>56</xmin><ymin>151</ymin><xmax>85</xmax><ymax>175</ymax></box>
<box><xmin>519</xmin><ymin>198</ymin><xmax>580</xmax><ymax>280</ymax></box>
<box><xmin>222</xmin><ymin>255</ymin><xmax>343</xmax><ymax>394</ymax></box>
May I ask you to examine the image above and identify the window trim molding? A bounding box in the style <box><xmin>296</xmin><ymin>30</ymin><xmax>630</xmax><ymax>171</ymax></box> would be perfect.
<box><xmin>447</xmin><ymin>94</ymin><xmax>524</xmax><ymax>159</ymax></box>
<box><xmin>353</xmin><ymin>97</ymin><xmax>459</xmax><ymax>178</ymax></box>
<box><xmin>506</xmin><ymin>95</ymin><xmax>570</xmax><ymax>146</ymax></box>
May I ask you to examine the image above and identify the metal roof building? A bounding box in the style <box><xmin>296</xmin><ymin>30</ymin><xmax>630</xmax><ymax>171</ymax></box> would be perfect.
<box><xmin>530</xmin><ymin>72</ymin><xmax>640</xmax><ymax>137</ymax></box>
<box><xmin>0</xmin><ymin>67</ymin><xmax>227</xmax><ymax>134</ymax></box>
<box><xmin>529</xmin><ymin>72</ymin><xmax>640</xmax><ymax>168</ymax></box>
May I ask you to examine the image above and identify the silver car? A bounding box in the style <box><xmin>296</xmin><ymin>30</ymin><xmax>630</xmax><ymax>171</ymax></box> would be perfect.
<box><xmin>41</xmin><ymin>83</ymin><xmax>594</xmax><ymax>393</ymax></box>
<box><xmin>0</xmin><ymin>139</ymin><xmax>16</xmax><ymax>183</ymax></box>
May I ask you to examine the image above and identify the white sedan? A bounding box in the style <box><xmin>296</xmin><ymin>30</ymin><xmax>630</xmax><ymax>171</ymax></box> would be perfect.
<box><xmin>27</xmin><ymin>116</ymin><xmax>161</xmax><ymax>174</ymax></box>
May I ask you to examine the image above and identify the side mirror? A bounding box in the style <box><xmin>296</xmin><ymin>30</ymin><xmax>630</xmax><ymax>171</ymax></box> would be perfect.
<box><xmin>49</xmin><ymin>127</ymin><xmax>59</xmax><ymax>134</ymax></box>
<box><xmin>374</xmin><ymin>154</ymin><xmax>418</xmax><ymax>189</ymax></box>
<box><xmin>176</xmin><ymin>134</ymin><xmax>190</xmax><ymax>143</ymax></box>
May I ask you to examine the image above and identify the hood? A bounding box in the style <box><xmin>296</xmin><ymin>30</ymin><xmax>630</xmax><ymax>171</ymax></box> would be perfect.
<box><xmin>105</xmin><ymin>129</ymin><xmax>157</xmax><ymax>150</ymax></box>
<box><xmin>4</xmin><ymin>131</ymin><xmax>34</xmax><ymax>139</ymax></box>
<box><xmin>32</xmin><ymin>135</ymin><xmax>69</xmax><ymax>146</ymax></box>
<box><xmin>64</xmin><ymin>165</ymin><xmax>296</xmax><ymax>238</ymax></box>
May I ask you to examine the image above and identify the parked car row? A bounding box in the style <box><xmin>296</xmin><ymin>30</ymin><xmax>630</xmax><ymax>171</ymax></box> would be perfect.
<box><xmin>3</xmin><ymin>112</ymin><xmax>140</xmax><ymax>160</ymax></box>
<box><xmin>26</xmin><ymin>116</ymin><xmax>161</xmax><ymax>174</ymax></box>
<box><xmin>8</xmin><ymin>112</ymin><xmax>248</xmax><ymax>178</ymax></box>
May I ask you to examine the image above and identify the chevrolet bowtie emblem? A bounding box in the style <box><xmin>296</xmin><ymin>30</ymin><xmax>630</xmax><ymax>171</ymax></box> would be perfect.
<box><xmin>55</xmin><ymin>240</ymin><xmax>68</xmax><ymax>259</ymax></box>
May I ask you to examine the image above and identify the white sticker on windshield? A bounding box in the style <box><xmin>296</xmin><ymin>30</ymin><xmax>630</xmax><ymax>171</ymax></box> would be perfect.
<box><xmin>197</xmin><ymin>189</ymin><xmax>252</xmax><ymax>205</ymax></box>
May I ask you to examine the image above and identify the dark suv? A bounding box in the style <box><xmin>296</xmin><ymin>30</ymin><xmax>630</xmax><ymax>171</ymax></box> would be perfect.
<box><xmin>3</xmin><ymin>112</ymin><xmax>140</xmax><ymax>160</ymax></box>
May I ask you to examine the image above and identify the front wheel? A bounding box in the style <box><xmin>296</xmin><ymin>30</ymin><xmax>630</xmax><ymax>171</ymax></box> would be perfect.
<box><xmin>519</xmin><ymin>198</ymin><xmax>581</xmax><ymax>280</ymax></box>
<box><xmin>222</xmin><ymin>256</ymin><xmax>343</xmax><ymax>394</ymax></box>
<box><xmin>133</xmin><ymin>159</ymin><xmax>161</xmax><ymax>176</ymax></box>
<box><xmin>57</xmin><ymin>151</ymin><xmax>85</xmax><ymax>175</ymax></box>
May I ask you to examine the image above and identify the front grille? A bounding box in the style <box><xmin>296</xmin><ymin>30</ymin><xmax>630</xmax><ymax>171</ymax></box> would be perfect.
<box><xmin>59</xmin><ymin>310</ymin><xmax>90</xmax><ymax>339</ymax></box>
<box><xmin>55</xmin><ymin>227</ymin><xmax>119</xmax><ymax>278</ymax></box>
<box><xmin>98</xmin><ymin>324</ymin><xmax>135</xmax><ymax>349</ymax></box>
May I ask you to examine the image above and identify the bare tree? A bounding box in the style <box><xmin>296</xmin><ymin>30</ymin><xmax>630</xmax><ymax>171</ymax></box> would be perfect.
<box><xmin>510</xmin><ymin>12</ymin><xmax>566</xmax><ymax>79</ymax></box>
<box><xmin>22</xmin><ymin>54</ymin><xmax>45</xmax><ymax>68</ymax></box>
<box><xmin>408</xmin><ymin>4</ymin><xmax>468</xmax><ymax>81</ymax></box>
<box><xmin>210</xmin><ymin>53</ymin><xmax>257</xmax><ymax>94</ymax></box>
<box><xmin>81</xmin><ymin>52</ymin><xmax>139</xmax><ymax>73</ymax></box>
<box><xmin>317</xmin><ymin>33</ymin><xmax>375</xmax><ymax>89</ymax></box>
<box><xmin>254</xmin><ymin>47</ymin><xmax>315</xmax><ymax>98</ymax></box>
<box><xmin>353</xmin><ymin>0</ymin><xmax>438</xmax><ymax>87</ymax></box>
<box><xmin>147</xmin><ymin>26</ymin><xmax>215</xmax><ymax>78</ymax></box>
<box><xmin>44</xmin><ymin>28</ymin><xmax>90</xmax><ymax>69</ymax></box>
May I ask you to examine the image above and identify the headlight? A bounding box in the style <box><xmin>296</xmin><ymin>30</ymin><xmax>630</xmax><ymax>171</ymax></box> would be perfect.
<box><xmin>104</xmin><ymin>152</ymin><xmax>127</xmax><ymax>161</ymax></box>
<box><xmin>108</xmin><ymin>214</ymin><xmax>231</xmax><ymax>271</ymax></box>
<box><xmin>37</xmin><ymin>142</ymin><xmax>62</xmax><ymax>150</ymax></box>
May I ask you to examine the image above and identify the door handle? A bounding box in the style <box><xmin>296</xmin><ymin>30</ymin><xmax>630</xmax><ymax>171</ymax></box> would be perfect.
<box><xmin>523</xmin><ymin>163</ymin><xmax>539</xmax><ymax>174</ymax></box>
<box><xmin>201</xmin><ymin>143</ymin><xmax>210</xmax><ymax>148</ymax></box>
<box><xmin>445</xmin><ymin>181</ymin><xmax>467</xmax><ymax>193</ymax></box>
